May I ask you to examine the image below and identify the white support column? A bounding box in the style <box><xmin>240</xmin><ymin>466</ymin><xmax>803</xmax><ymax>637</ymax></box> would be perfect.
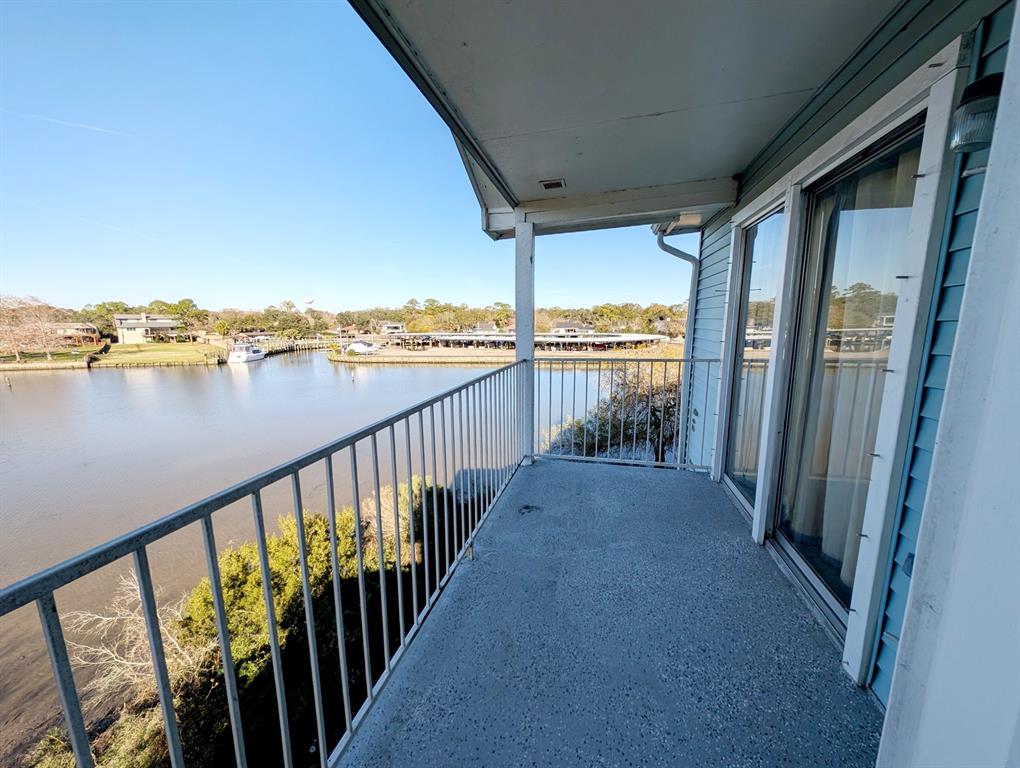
<box><xmin>515</xmin><ymin>215</ymin><xmax>535</xmax><ymax>462</ymax></box>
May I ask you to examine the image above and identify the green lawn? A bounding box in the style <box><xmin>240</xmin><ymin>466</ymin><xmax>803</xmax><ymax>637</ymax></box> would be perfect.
<box><xmin>92</xmin><ymin>342</ymin><xmax>225</xmax><ymax>366</ymax></box>
<box><xmin>0</xmin><ymin>345</ymin><xmax>104</xmax><ymax>364</ymax></box>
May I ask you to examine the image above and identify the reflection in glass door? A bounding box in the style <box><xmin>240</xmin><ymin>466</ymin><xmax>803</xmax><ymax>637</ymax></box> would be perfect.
<box><xmin>725</xmin><ymin>210</ymin><xmax>784</xmax><ymax>505</ymax></box>
<box><xmin>778</xmin><ymin>130</ymin><xmax>923</xmax><ymax>609</ymax></box>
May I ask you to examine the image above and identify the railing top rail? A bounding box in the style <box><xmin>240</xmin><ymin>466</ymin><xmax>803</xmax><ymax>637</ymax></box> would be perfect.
<box><xmin>536</xmin><ymin>357</ymin><xmax>720</xmax><ymax>364</ymax></box>
<box><xmin>0</xmin><ymin>360</ymin><xmax>524</xmax><ymax>617</ymax></box>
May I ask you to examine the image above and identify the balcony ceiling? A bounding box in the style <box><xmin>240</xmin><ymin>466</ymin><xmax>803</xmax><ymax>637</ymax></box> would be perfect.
<box><xmin>350</xmin><ymin>0</ymin><xmax>903</xmax><ymax>237</ymax></box>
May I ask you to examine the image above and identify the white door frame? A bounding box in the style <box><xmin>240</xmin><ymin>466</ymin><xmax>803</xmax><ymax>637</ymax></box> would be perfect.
<box><xmin>713</xmin><ymin>38</ymin><xmax>966</xmax><ymax>682</ymax></box>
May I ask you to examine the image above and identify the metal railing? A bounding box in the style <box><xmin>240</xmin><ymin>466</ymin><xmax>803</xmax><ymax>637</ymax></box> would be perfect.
<box><xmin>0</xmin><ymin>361</ymin><xmax>526</xmax><ymax>768</ymax></box>
<box><xmin>533</xmin><ymin>358</ymin><xmax>719</xmax><ymax>471</ymax></box>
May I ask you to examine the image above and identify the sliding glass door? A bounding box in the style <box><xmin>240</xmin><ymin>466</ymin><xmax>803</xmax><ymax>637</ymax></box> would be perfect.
<box><xmin>777</xmin><ymin>129</ymin><xmax>923</xmax><ymax>610</ymax></box>
<box><xmin>725</xmin><ymin>210</ymin><xmax>784</xmax><ymax>505</ymax></box>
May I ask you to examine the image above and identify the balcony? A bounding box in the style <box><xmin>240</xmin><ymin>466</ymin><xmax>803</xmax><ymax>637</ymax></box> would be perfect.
<box><xmin>337</xmin><ymin>459</ymin><xmax>882</xmax><ymax>768</ymax></box>
<box><xmin>0</xmin><ymin>359</ymin><xmax>881</xmax><ymax>767</ymax></box>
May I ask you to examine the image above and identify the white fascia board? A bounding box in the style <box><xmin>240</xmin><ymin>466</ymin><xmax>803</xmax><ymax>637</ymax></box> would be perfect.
<box><xmin>485</xmin><ymin>177</ymin><xmax>737</xmax><ymax>238</ymax></box>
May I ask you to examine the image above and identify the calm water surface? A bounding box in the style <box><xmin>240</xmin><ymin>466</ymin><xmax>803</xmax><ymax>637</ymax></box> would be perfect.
<box><xmin>0</xmin><ymin>352</ymin><xmax>493</xmax><ymax>755</ymax></box>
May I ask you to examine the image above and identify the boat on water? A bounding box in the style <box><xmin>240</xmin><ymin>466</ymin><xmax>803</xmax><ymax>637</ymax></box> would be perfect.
<box><xmin>227</xmin><ymin>342</ymin><xmax>267</xmax><ymax>363</ymax></box>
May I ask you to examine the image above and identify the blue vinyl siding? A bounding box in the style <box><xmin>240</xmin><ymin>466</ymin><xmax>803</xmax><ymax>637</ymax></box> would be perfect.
<box><xmin>869</xmin><ymin>0</ymin><xmax>1014</xmax><ymax>706</ymax></box>
<box><xmin>686</xmin><ymin>210</ymin><xmax>733</xmax><ymax>467</ymax></box>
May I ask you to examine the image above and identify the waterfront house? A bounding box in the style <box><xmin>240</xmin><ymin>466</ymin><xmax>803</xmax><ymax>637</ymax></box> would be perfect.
<box><xmin>47</xmin><ymin>322</ymin><xmax>101</xmax><ymax>346</ymax></box>
<box><xmin>374</xmin><ymin>321</ymin><xmax>406</xmax><ymax>335</ymax></box>
<box><xmin>112</xmin><ymin>313</ymin><xmax>179</xmax><ymax>344</ymax></box>
<box><xmin>3</xmin><ymin>2</ymin><xmax>1016</xmax><ymax>767</ymax></box>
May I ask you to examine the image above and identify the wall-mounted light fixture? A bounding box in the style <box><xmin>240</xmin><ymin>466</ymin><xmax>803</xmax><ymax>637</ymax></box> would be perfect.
<box><xmin>949</xmin><ymin>72</ymin><xmax>1003</xmax><ymax>153</ymax></box>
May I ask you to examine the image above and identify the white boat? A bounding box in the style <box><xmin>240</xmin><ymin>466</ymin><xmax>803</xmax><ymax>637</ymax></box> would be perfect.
<box><xmin>227</xmin><ymin>342</ymin><xmax>267</xmax><ymax>363</ymax></box>
<box><xmin>344</xmin><ymin>341</ymin><xmax>381</xmax><ymax>355</ymax></box>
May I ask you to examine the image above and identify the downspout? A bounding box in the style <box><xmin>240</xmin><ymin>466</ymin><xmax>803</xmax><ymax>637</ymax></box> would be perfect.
<box><xmin>656</xmin><ymin>231</ymin><xmax>700</xmax><ymax>467</ymax></box>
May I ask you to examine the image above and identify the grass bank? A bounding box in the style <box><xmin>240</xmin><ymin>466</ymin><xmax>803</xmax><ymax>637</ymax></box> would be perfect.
<box><xmin>0</xmin><ymin>346</ymin><xmax>104</xmax><ymax>370</ymax></box>
<box><xmin>90</xmin><ymin>343</ymin><xmax>225</xmax><ymax>368</ymax></box>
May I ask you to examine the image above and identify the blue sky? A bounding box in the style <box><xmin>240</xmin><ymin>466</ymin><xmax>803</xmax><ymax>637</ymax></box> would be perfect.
<box><xmin>0</xmin><ymin>1</ymin><xmax>698</xmax><ymax>312</ymax></box>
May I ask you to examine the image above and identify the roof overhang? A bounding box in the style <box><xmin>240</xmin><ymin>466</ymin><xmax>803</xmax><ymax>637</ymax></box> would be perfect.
<box><xmin>349</xmin><ymin>0</ymin><xmax>903</xmax><ymax>239</ymax></box>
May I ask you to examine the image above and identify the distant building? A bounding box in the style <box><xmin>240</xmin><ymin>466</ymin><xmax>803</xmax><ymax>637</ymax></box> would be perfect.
<box><xmin>473</xmin><ymin>321</ymin><xmax>499</xmax><ymax>333</ymax></box>
<box><xmin>113</xmin><ymin>313</ymin><xmax>180</xmax><ymax>344</ymax></box>
<box><xmin>550</xmin><ymin>321</ymin><xmax>595</xmax><ymax>335</ymax></box>
<box><xmin>48</xmin><ymin>322</ymin><xmax>101</xmax><ymax>346</ymax></box>
<box><xmin>376</xmin><ymin>321</ymin><xmax>406</xmax><ymax>335</ymax></box>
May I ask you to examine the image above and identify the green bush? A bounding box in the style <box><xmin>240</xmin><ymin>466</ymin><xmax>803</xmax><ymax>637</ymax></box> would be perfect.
<box><xmin>25</xmin><ymin>476</ymin><xmax>442</xmax><ymax>768</ymax></box>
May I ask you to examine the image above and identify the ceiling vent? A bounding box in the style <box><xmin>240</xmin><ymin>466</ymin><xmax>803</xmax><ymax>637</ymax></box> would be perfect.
<box><xmin>539</xmin><ymin>178</ymin><xmax>565</xmax><ymax>191</ymax></box>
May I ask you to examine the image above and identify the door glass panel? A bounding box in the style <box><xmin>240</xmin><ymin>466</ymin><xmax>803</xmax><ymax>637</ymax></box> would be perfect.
<box><xmin>779</xmin><ymin>133</ymin><xmax>922</xmax><ymax>608</ymax></box>
<box><xmin>725</xmin><ymin>210</ymin><xmax>784</xmax><ymax>504</ymax></box>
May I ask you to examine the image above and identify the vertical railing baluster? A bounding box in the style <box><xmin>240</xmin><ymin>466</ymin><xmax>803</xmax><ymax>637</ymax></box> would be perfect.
<box><xmin>700</xmin><ymin>361</ymin><xmax>712</xmax><ymax>465</ymax></box>
<box><xmin>619</xmin><ymin>361</ymin><xmax>629</xmax><ymax>460</ymax></box>
<box><xmin>594</xmin><ymin>362</ymin><xmax>601</xmax><ymax>456</ymax></box>
<box><xmin>547</xmin><ymin>361</ymin><xmax>553</xmax><ymax>454</ymax></box>
<box><xmin>133</xmin><ymin>547</ymin><xmax>185</xmax><ymax>768</ymax></box>
<box><xmin>570</xmin><ymin>361</ymin><xmax>577</xmax><ymax>456</ymax></box>
<box><xmin>505</xmin><ymin>368</ymin><xmax>513</xmax><ymax>477</ymax></box>
<box><xmin>388</xmin><ymin>426</ymin><xmax>406</xmax><ymax>644</ymax></box>
<box><xmin>515</xmin><ymin>363</ymin><xmax>522</xmax><ymax>463</ymax></box>
<box><xmin>537</xmin><ymin>362</ymin><xmax>542</xmax><ymax>456</ymax></box>
<box><xmin>495</xmin><ymin>371</ymin><xmax>503</xmax><ymax>486</ymax></box>
<box><xmin>251</xmin><ymin>491</ymin><xmax>294</xmax><ymax>767</ymax></box>
<box><xmin>606</xmin><ymin>362</ymin><xmax>614</xmax><ymax>452</ymax></box>
<box><xmin>453</xmin><ymin>393</ymin><xmax>464</xmax><ymax>555</ymax></box>
<box><xmin>632</xmin><ymin>361</ymin><xmax>641</xmax><ymax>458</ymax></box>
<box><xmin>438</xmin><ymin>399</ymin><xmax>451</xmax><ymax>578</ymax></box>
<box><xmin>658</xmin><ymin>361</ymin><xmax>668</xmax><ymax>463</ymax></box>
<box><xmin>498</xmin><ymin>370</ymin><xmax>506</xmax><ymax>486</ymax></box>
<box><xmin>559</xmin><ymin>360</ymin><xmax>565</xmax><ymax>451</ymax></box>
<box><xmin>582</xmin><ymin>361</ymin><xmax>590</xmax><ymax>456</ymax></box>
<box><xmin>428</xmin><ymin>406</ymin><xmax>441</xmax><ymax>591</ymax></box>
<box><xmin>369</xmin><ymin>435</ymin><xmax>391</xmax><ymax>667</ymax></box>
<box><xmin>674</xmin><ymin>360</ymin><xmax>685</xmax><ymax>467</ymax></box>
<box><xmin>324</xmin><ymin>456</ymin><xmax>353</xmax><ymax>734</ymax></box>
<box><xmin>466</xmin><ymin>385</ymin><xmax>476</xmax><ymax>535</ymax></box>
<box><xmin>37</xmin><ymin>593</ymin><xmax>95</xmax><ymax>768</ymax></box>
<box><xmin>475</xmin><ymin>382</ymin><xmax>483</xmax><ymax>523</ymax></box>
<box><xmin>516</xmin><ymin>364</ymin><xmax>523</xmax><ymax>462</ymax></box>
<box><xmin>349</xmin><ymin>447</ymin><xmax>374</xmax><ymax>695</ymax></box>
<box><xmin>489</xmin><ymin>375</ymin><xmax>497</xmax><ymax>502</ymax></box>
<box><xmin>644</xmin><ymin>362</ymin><xmax>653</xmax><ymax>462</ymax></box>
<box><xmin>481</xmin><ymin>375</ymin><xmax>489</xmax><ymax>505</ymax></box>
<box><xmin>404</xmin><ymin>419</ymin><xmax>420</xmax><ymax>625</ymax></box>
<box><xmin>418</xmin><ymin>411</ymin><xmax>433</xmax><ymax>607</ymax></box>
<box><xmin>458</xmin><ymin>389</ymin><xmax>468</xmax><ymax>550</ymax></box>
<box><xmin>290</xmin><ymin>474</ymin><xmax>327</xmax><ymax>767</ymax></box>
<box><xmin>201</xmin><ymin>516</ymin><xmax>247</xmax><ymax>767</ymax></box>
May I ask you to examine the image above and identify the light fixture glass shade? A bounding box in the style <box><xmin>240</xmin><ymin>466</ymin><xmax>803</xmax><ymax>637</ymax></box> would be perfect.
<box><xmin>950</xmin><ymin>96</ymin><xmax>998</xmax><ymax>153</ymax></box>
<box><xmin>949</xmin><ymin>73</ymin><xmax>1003</xmax><ymax>154</ymax></box>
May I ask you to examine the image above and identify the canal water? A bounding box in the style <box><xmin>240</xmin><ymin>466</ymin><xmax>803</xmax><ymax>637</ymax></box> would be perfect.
<box><xmin>0</xmin><ymin>352</ymin><xmax>496</xmax><ymax>757</ymax></box>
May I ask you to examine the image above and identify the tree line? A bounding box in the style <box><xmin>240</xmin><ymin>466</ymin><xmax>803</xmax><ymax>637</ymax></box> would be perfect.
<box><xmin>0</xmin><ymin>294</ymin><xmax>689</xmax><ymax>359</ymax></box>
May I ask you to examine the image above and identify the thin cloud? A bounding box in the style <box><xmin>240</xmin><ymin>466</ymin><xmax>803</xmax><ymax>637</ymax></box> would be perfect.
<box><xmin>17</xmin><ymin>201</ymin><xmax>161</xmax><ymax>242</ymax></box>
<box><xmin>87</xmin><ymin>218</ymin><xmax>160</xmax><ymax>241</ymax></box>
<box><xmin>0</xmin><ymin>108</ymin><xmax>132</xmax><ymax>137</ymax></box>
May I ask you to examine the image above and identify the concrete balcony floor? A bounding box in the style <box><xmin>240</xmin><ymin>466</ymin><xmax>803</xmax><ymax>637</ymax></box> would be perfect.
<box><xmin>339</xmin><ymin>460</ymin><xmax>883</xmax><ymax>767</ymax></box>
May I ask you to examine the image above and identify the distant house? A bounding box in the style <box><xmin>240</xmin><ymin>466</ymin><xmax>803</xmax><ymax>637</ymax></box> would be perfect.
<box><xmin>550</xmin><ymin>321</ymin><xmax>595</xmax><ymax>335</ymax></box>
<box><xmin>48</xmin><ymin>322</ymin><xmax>101</xmax><ymax>346</ymax></box>
<box><xmin>376</xmin><ymin>321</ymin><xmax>406</xmax><ymax>335</ymax></box>
<box><xmin>473</xmin><ymin>321</ymin><xmax>499</xmax><ymax>333</ymax></box>
<box><xmin>113</xmin><ymin>313</ymin><xmax>180</xmax><ymax>344</ymax></box>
